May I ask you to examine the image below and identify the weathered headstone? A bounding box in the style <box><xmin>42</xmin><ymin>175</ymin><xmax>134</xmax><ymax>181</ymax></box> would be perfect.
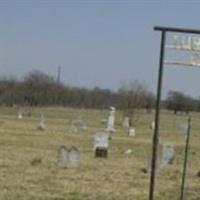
<box><xmin>105</xmin><ymin>106</ymin><xmax>116</xmax><ymax>132</ymax></box>
<box><xmin>78</xmin><ymin>120</ymin><xmax>88</xmax><ymax>130</ymax></box>
<box><xmin>179</xmin><ymin>123</ymin><xmax>188</xmax><ymax>135</ymax></box>
<box><xmin>122</xmin><ymin>117</ymin><xmax>130</xmax><ymax>128</ymax></box>
<box><xmin>93</xmin><ymin>132</ymin><xmax>109</xmax><ymax>158</ymax></box>
<box><xmin>162</xmin><ymin>144</ymin><xmax>174</xmax><ymax>165</ymax></box>
<box><xmin>18</xmin><ymin>109</ymin><xmax>23</xmax><ymax>119</ymax></box>
<box><xmin>128</xmin><ymin>128</ymin><xmax>136</xmax><ymax>137</ymax></box>
<box><xmin>150</xmin><ymin>121</ymin><xmax>155</xmax><ymax>130</ymax></box>
<box><xmin>125</xmin><ymin>149</ymin><xmax>132</xmax><ymax>155</ymax></box>
<box><xmin>57</xmin><ymin>145</ymin><xmax>80</xmax><ymax>168</ymax></box>
<box><xmin>37</xmin><ymin>113</ymin><xmax>46</xmax><ymax>131</ymax></box>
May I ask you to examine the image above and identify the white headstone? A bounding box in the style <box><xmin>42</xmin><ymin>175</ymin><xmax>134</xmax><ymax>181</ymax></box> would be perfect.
<box><xmin>122</xmin><ymin>117</ymin><xmax>130</xmax><ymax>128</ymax></box>
<box><xmin>93</xmin><ymin>132</ymin><xmax>109</xmax><ymax>158</ymax></box>
<box><xmin>162</xmin><ymin>144</ymin><xmax>174</xmax><ymax>165</ymax></box>
<box><xmin>150</xmin><ymin>121</ymin><xmax>155</xmax><ymax>130</ymax></box>
<box><xmin>105</xmin><ymin>106</ymin><xmax>116</xmax><ymax>132</ymax></box>
<box><xmin>37</xmin><ymin>113</ymin><xmax>46</xmax><ymax>131</ymax></box>
<box><xmin>179</xmin><ymin>124</ymin><xmax>188</xmax><ymax>135</ymax></box>
<box><xmin>78</xmin><ymin>120</ymin><xmax>87</xmax><ymax>130</ymax></box>
<box><xmin>57</xmin><ymin>145</ymin><xmax>80</xmax><ymax>168</ymax></box>
<box><xmin>125</xmin><ymin>149</ymin><xmax>132</xmax><ymax>154</ymax></box>
<box><xmin>128</xmin><ymin>128</ymin><xmax>136</xmax><ymax>137</ymax></box>
<box><xmin>18</xmin><ymin>109</ymin><xmax>23</xmax><ymax>119</ymax></box>
<box><xmin>93</xmin><ymin>132</ymin><xmax>109</xmax><ymax>151</ymax></box>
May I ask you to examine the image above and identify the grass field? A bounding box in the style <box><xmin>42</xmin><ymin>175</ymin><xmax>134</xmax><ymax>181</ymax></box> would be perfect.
<box><xmin>0</xmin><ymin>107</ymin><xmax>199</xmax><ymax>200</ymax></box>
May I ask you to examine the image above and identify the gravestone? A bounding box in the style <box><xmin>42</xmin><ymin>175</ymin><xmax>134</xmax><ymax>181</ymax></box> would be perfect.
<box><xmin>162</xmin><ymin>144</ymin><xmax>174</xmax><ymax>165</ymax></box>
<box><xmin>57</xmin><ymin>145</ymin><xmax>80</xmax><ymax>168</ymax></box>
<box><xmin>78</xmin><ymin>120</ymin><xmax>88</xmax><ymax>130</ymax></box>
<box><xmin>93</xmin><ymin>132</ymin><xmax>109</xmax><ymax>158</ymax></box>
<box><xmin>105</xmin><ymin>106</ymin><xmax>116</xmax><ymax>132</ymax></box>
<box><xmin>179</xmin><ymin>123</ymin><xmax>188</xmax><ymax>136</ymax></box>
<box><xmin>70</xmin><ymin>120</ymin><xmax>87</xmax><ymax>132</ymax></box>
<box><xmin>37</xmin><ymin>114</ymin><xmax>46</xmax><ymax>131</ymax></box>
<box><xmin>122</xmin><ymin>117</ymin><xmax>130</xmax><ymax>128</ymax></box>
<box><xmin>125</xmin><ymin>149</ymin><xmax>132</xmax><ymax>155</ymax></box>
<box><xmin>150</xmin><ymin>121</ymin><xmax>155</xmax><ymax>130</ymax></box>
<box><xmin>128</xmin><ymin>128</ymin><xmax>136</xmax><ymax>137</ymax></box>
<box><xmin>18</xmin><ymin>109</ymin><xmax>23</xmax><ymax>119</ymax></box>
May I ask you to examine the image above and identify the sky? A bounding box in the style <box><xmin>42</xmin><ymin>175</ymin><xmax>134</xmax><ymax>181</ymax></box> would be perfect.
<box><xmin>1</xmin><ymin>0</ymin><xmax>200</xmax><ymax>98</ymax></box>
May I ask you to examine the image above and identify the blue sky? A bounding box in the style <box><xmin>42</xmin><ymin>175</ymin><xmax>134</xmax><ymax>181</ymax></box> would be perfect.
<box><xmin>1</xmin><ymin>0</ymin><xmax>200</xmax><ymax>97</ymax></box>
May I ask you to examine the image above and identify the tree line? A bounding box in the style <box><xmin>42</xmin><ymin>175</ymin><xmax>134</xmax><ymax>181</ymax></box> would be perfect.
<box><xmin>0</xmin><ymin>70</ymin><xmax>155</xmax><ymax>110</ymax></box>
<box><xmin>0</xmin><ymin>70</ymin><xmax>200</xmax><ymax>114</ymax></box>
<box><xmin>164</xmin><ymin>90</ymin><xmax>200</xmax><ymax>114</ymax></box>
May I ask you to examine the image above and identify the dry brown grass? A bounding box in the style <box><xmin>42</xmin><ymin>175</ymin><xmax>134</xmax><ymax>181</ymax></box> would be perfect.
<box><xmin>0</xmin><ymin>107</ymin><xmax>200</xmax><ymax>200</ymax></box>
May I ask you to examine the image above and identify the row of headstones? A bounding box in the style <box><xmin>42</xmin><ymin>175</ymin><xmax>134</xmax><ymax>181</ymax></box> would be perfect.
<box><xmin>145</xmin><ymin>144</ymin><xmax>175</xmax><ymax>173</ymax></box>
<box><xmin>18</xmin><ymin>106</ymin><xmax>122</xmax><ymax>133</ymax></box>
<box><xmin>103</xmin><ymin>107</ymin><xmax>153</xmax><ymax>137</ymax></box>
<box><xmin>56</xmin><ymin>142</ymin><xmax>200</xmax><ymax>180</ymax></box>
<box><xmin>18</xmin><ymin>109</ymin><xmax>89</xmax><ymax>131</ymax></box>
<box><xmin>18</xmin><ymin>110</ymin><xmax>46</xmax><ymax>131</ymax></box>
<box><xmin>145</xmin><ymin>122</ymin><xmax>190</xmax><ymax>173</ymax></box>
<box><xmin>103</xmin><ymin>107</ymin><xmax>136</xmax><ymax>136</ymax></box>
<box><xmin>18</xmin><ymin>106</ymin><xmax>145</xmax><ymax>135</ymax></box>
<box><xmin>57</xmin><ymin>131</ymin><xmax>110</xmax><ymax>168</ymax></box>
<box><xmin>60</xmin><ymin>115</ymin><xmax>189</xmax><ymax>166</ymax></box>
<box><xmin>18</xmin><ymin>107</ymin><xmax>189</xmax><ymax>136</ymax></box>
<box><xmin>18</xmin><ymin>106</ymin><xmax>132</xmax><ymax>135</ymax></box>
<box><xmin>56</xmin><ymin>135</ymin><xmax>175</xmax><ymax>169</ymax></box>
<box><xmin>104</xmin><ymin>107</ymin><xmax>189</xmax><ymax>137</ymax></box>
<box><xmin>57</xmin><ymin>107</ymin><xmax>189</xmax><ymax>169</ymax></box>
<box><xmin>57</xmin><ymin>143</ymin><xmax>200</xmax><ymax>179</ymax></box>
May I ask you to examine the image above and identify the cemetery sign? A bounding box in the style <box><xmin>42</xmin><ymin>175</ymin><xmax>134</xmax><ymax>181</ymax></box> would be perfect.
<box><xmin>149</xmin><ymin>26</ymin><xmax>199</xmax><ymax>200</ymax></box>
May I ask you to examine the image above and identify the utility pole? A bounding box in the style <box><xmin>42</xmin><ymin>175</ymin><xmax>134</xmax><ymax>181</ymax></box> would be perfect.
<box><xmin>56</xmin><ymin>66</ymin><xmax>61</xmax><ymax>84</ymax></box>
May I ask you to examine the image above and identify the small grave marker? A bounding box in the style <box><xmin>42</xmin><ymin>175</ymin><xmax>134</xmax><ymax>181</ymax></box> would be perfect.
<box><xmin>78</xmin><ymin>120</ymin><xmax>88</xmax><ymax>130</ymax></box>
<box><xmin>179</xmin><ymin>124</ymin><xmax>188</xmax><ymax>135</ymax></box>
<box><xmin>57</xmin><ymin>145</ymin><xmax>80</xmax><ymax>168</ymax></box>
<box><xmin>93</xmin><ymin>132</ymin><xmax>109</xmax><ymax>158</ymax></box>
<box><xmin>105</xmin><ymin>106</ymin><xmax>116</xmax><ymax>132</ymax></box>
<box><xmin>122</xmin><ymin>117</ymin><xmax>130</xmax><ymax>128</ymax></box>
<box><xmin>125</xmin><ymin>149</ymin><xmax>132</xmax><ymax>155</ymax></box>
<box><xmin>18</xmin><ymin>109</ymin><xmax>23</xmax><ymax>119</ymax></box>
<box><xmin>128</xmin><ymin>128</ymin><xmax>136</xmax><ymax>137</ymax></box>
<box><xmin>37</xmin><ymin>113</ymin><xmax>46</xmax><ymax>131</ymax></box>
<box><xmin>150</xmin><ymin>121</ymin><xmax>155</xmax><ymax>130</ymax></box>
<box><xmin>162</xmin><ymin>144</ymin><xmax>174</xmax><ymax>165</ymax></box>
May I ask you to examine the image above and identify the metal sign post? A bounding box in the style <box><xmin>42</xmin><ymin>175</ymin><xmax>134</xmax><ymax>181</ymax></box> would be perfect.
<box><xmin>180</xmin><ymin>116</ymin><xmax>191</xmax><ymax>200</ymax></box>
<box><xmin>149</xmin><ymin>26</ymin><xmax>200</xmax><ymax>200</ymax></box>
<box><xmin>149</xmin><ymin>30</ymin><xmax>166</xmax><ymax>200</ymax></box>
